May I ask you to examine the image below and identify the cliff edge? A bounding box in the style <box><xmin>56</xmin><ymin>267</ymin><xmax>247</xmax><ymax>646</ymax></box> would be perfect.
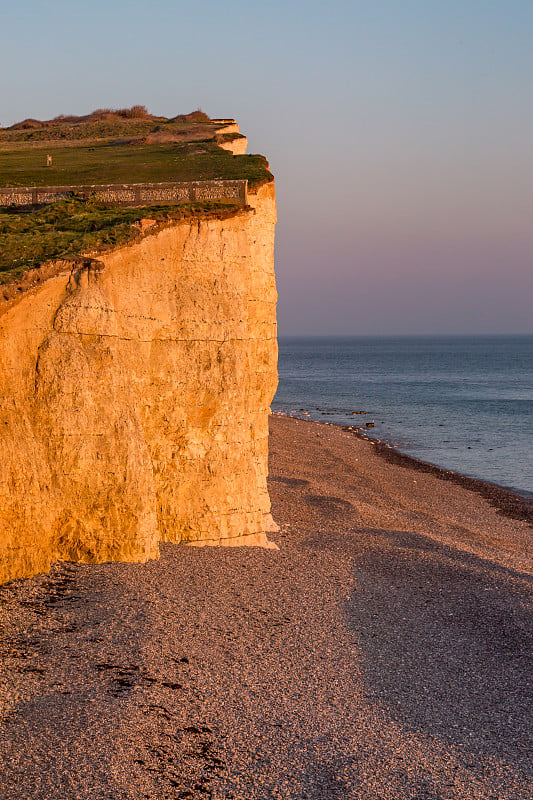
<box><xmin>0</xmin><ymin>181</ymin><xmax>278</xmax><ymax>583</ymax></box>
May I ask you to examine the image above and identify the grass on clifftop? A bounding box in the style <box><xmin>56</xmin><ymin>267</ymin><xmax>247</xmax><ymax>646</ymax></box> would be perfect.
<box><xmin>0</xmin><ymin>196</ymin><xmax>242</xmax><ymax>283</ymax></box>
<box><xmin>0</xmin><ymin>108</ymin><xmax>272</xmax><ymax>286</ymax></box>
<box><xmin>0</xmin><ymin>141</ymin><xmax>271</xmax><ymax>189</ymax></box>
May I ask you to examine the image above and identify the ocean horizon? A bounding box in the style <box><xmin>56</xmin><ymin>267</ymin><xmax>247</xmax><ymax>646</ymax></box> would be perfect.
<box><xmin>273</xmin><ymin>334</ymin><xmax>533</xmax><ymax>499</ymax></box>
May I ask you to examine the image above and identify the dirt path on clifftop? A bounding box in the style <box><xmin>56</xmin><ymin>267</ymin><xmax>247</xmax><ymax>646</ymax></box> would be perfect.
<box><xmin>1</xmin><ymin>415</ymin><xmax>532</xmax><ymax>800</ymax></box>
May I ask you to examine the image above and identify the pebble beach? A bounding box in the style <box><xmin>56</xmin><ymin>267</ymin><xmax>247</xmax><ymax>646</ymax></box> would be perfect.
<box><xmin>1</xmin><ymin>414</ymin><xmax>532</xmax><ymax>799</ymax></box>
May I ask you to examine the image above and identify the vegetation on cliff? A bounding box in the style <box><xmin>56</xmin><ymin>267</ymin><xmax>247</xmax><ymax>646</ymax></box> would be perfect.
<box><xmin>0</xmin><ymin>197</ymin><xmax>243</xmax><ymax>283</ymax></box>
<box><xmin>0</xmin><ymin>107</ymin><xmax>273</xmax><ymax>285</ymax></box>
<box><xmin>1</xmin><ymin>106</ymin><xmax>210</xmax><ymax>143</ymax></box>
<box><xmin>0</xmin><ymin>107</ymin><xmax>270</xmax><ymax>188</ymax></box>
<box><xmin>0</xmin><ymin>141</ymin><xmax>270</xmax><ymax>190</ymax></box>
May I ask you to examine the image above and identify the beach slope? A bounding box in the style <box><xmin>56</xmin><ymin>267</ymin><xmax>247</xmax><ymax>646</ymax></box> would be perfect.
<box><xmin>0</xmin><ymin>415</ymin><xmax>531</xmax><ymax>799</ymax></box>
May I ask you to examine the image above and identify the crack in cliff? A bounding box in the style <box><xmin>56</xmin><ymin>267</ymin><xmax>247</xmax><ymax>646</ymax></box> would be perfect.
<box><xmin>35</xmin><ymin>330</ymin><xmax>278</xmax><ymax>345</ymax></box>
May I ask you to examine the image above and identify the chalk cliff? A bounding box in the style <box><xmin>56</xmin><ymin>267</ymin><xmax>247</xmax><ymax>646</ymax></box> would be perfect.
<box><xmin>0</xmin><ymin>182</ymin><xmax>278</xmax><ymax>583</ymax></box>
<box><xmin>217</xmin><ymin>135</ymin><xmax>248</xmax><ymax>156</ymax></box>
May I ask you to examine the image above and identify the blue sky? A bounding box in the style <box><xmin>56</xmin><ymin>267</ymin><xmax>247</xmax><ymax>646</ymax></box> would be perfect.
<box><xmin>2</xmin><ymin>0</ymin><xmax>532</xmax><ymax>334</ymax></box>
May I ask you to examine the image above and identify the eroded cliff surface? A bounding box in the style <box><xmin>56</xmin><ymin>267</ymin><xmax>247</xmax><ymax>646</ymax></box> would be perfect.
<box><xmin>0</xmin><ymin>182</ymin><xmax>278</xmax><ymax>583</ymax></box>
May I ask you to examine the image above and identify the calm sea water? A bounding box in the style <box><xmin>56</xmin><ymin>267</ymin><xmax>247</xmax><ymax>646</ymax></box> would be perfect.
<box><xmin>273</xmin><ymin>336</ymin><xmax>533</xmax><ymax>498</ymax></box>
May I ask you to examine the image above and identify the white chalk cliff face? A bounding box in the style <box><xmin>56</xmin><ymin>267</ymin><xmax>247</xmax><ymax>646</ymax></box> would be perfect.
<box><xmin>0</xmin><ymin>182</ymin><xmax>278</xmax><ymax>583</ymax></box>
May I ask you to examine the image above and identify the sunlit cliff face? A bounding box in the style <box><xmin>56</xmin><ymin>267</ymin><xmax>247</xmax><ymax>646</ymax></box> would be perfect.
<box><xmin>0</xmin><ymin>182</ymin><xmax>278</xmax><ymax>583</ymax></box>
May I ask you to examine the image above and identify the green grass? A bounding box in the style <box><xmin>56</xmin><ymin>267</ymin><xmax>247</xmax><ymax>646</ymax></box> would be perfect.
<box><xmin>0</xmin><ymin>140</ymin><xmax>272</xmax><ymax>188</ymax></box>
<box><xmin>0</xmin><ymin>111</ymin><xmax>273</xmax><ymax>287</ymax></box>
<box><xmin>0</xmin><ymin>196</ymin><xmax>242</xmax><ymax>283</ymax></box>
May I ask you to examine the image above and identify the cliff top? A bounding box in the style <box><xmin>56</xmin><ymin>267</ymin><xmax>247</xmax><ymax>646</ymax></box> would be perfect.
<box><xmin>0</xmin><ymin>107</ymin><xmax>270</xmax><ymax>188</ymax></box>
<box><xmin>0</xmin><ymin>108</ymin><xmax>273</xmax><ymax>288</ymax></box>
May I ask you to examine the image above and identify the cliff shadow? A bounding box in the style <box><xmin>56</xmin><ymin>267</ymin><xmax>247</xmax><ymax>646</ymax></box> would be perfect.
<box><xmin>345</xmin><ymin>528</ymin><xmax>533</xmax><ymax>775</ymax></box>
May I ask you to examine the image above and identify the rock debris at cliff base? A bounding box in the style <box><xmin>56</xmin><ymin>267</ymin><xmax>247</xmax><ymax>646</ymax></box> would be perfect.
<box><xmin>1</xmin><ymin>416</ymin><xmax>532</xmax><ymax>800</ymax></box>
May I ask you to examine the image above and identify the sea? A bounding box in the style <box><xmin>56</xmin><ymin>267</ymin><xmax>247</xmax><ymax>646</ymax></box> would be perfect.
<box><xmin>273</xmin><ymin>336</ymin><xmax>533</xmax><ymax>499</ymax></box>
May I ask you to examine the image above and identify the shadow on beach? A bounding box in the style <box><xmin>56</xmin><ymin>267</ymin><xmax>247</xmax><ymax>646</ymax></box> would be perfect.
<box><xmin>345</xmin><ymin>528</ymin><xmax>533</xmax><ymax>776</ymax></box>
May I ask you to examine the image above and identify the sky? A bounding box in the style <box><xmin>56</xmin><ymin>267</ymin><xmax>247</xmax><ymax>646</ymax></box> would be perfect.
<box><xmin>2</xmin><ymin>0</ymin><xmax>532</xmax><ymax>335</ymax></box>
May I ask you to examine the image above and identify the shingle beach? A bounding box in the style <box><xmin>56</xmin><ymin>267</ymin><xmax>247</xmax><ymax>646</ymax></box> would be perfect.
<box><xmin>1</xmin><ymin>414</ymin><xmax>532</xmax><ymax>799</ymax></box>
